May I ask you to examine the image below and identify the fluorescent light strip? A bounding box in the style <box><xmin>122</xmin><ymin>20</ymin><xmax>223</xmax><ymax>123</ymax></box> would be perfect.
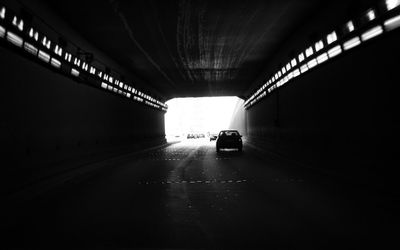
<box><xmin>307</xmin><ymin>58</ymin><xmax>317</xmax><ymax>69</ymax></box>
<box><xmin>328</xmin><ymin>45</ymin><xmax>342</xmax><ymax>58</ymax></box>
<box><xmin>23</xmin><ymin>42</ymin><xmax>38</xmax><ymax>55</ymax></box>
<box><xmin>361</xmin><ymin>26</ymin><xmax>383</xmax><ymax>41</ymax></box>
<box><xmin>327</xmin><ymin>31</ymin><xmax>337</xmax><ymax>44</ymax></box>
<box><xmin>298</xmin><ymin>53</ymin><xmax>305</xmax><ymax>62</ymax></box>
<box><xmin>288</xmin><ymin>72</ymin><xmax>293</xmax><ymax>80</ymax></box>
<box><xmin>101</xmin><ymin>82</ymin><xmax>108</xmax><ymax>89</ymax></box>
<box><xmin>305</xmin><ymin>47</ymin><xmax>313</xmax><ymax>57</ymax></box>
<box><xmin>293</xmin><ymin>69</ymin><xmax>300</xmax><ymax>77</ymax></box>
<box><xmin>50</xmin><ymin>58</ymin><xmax>61</xmax><ymax>68</ymax></box>
<box><xmin>384</xmin><ymin>14</ymin><xmax>400</xmax><ymax>30</ymax></box>
<box><xmin>366</xmin><ymin>9</ymin><xmax>376</xmax><ymax>21</ymax></box>
<box><xmin>0</xmin><ymin>7</ymin><xmax>5</xmax><ymax>19</ymax></box>
<box><xmin>343</xmin><ymin>37</ymin><xmax>361</xmax><ymax>50</ymax></box>
<box><xmin>71</xmin><ymin>68</ymin><xmax>80</xmax><ymax>77</ymax></box>
<box><xmin>300</xmin><ymin>64</ymin><xmax>308</xmax><ymax>73</ymax></box>
<box><xmin>6</xmin><ymin>31</ymin><xmax>23</xmax><ymax>47</ymax></box>
<box><xmin>315</xmin><ymin>40</ymin><xmax>324</xmax><ymax>52</ymax></box>
<box><xmin>317</xmin><ymin>53</ymin><xmax>328</xmax><ymax>64</ymax></box>
<box><xmin>346</xmin><ymin>21</ymin><xmax>355</xmax><ymax>32</ymax></box>
<box><xmin>0</xmin><ymin>25</ymin><xmax>5</xmax><ymax>38</ymax></box>
<box><xmin>386</xmin><ymin>0</ymin><xmax>400</xmax><ymax>11</ymax></box>
<box><xmin>38</xmin><ymin>50</ymin><xmax>50</xmax><ymax>63</ymax></box>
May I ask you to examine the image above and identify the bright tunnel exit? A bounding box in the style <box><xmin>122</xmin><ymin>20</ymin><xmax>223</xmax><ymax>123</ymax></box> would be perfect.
<box><xmin>165</xmin><ymin>96</ymin><xmax>245</xmax><ymax>142</ymax></box>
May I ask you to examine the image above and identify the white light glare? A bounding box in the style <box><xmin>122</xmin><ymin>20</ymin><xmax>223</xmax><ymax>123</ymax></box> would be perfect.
<box><xmin>384</xmin><ymin>14</ymin><xmax>400</xmax><ymax>30</ymax></box>
<box><xmin>300</xmin><ymin>64</ymin><xmax>308</xmax><ymax>73</ymax></box>
<box><xmin>38</xmin><ymin>50</ymin><xmax>50</xmax><ymax>63</ymax></box>
<box><xmin>0</xmin><ymin>7</ymin><xmax>6</xmax><ymax>19</ymax></box>
<box><xmin>305</xmin><ymin>47</ymin><xmax>313</xmax><ymax>57</ymax></box>
<box><xmin>50</xmin><ymin>58</ymin><xmax>61</xmax><ymax>68</ymax></box>
<box><xmin>366</xmin><ymin>9</ymin><xmax>376</xmax><ymax>21</ymax></box>
<box><xmin>0</xmin><ymin>25</ymin><xmax>5</xmax><ymax>38</ymax></box>
<box><xmin>6</xmin><ymin>31</ymin><xmax>23</xmax><ymax>47</ymax></box>
<box><xmin>343</xmin><ymin>37</ymin><xmax>361</xmax><ymax>50</ymax></box>
<box><xmin>291</xmin><ymin>58</ymin><xmax>297</xmax><ymax>67</ymax></box>
<box><xmin>298</xmin><ymin>53</ymin><xmax>305</xmax><ymax>62</ymax></box>
<box><xmin>361</xmin><ymin>26</ymin><xmax>383</xmax><ymax>41</ymax></box>
<box><xmin>12</xmin><ymin>17</ymin><xmax>24</xmax><ymax>31</ymax></box>
<box><xmin>54</xmin><ymin>45</ymin><xmax>63</xmax><ymax>56</ymax></box>
<box><xmin>315</xmin><ymin>40</ymin><xmax>324</xmax><ymax>52</ymax></box>
<box><xmin>101</xmin><ymin>82</ymin><xmax>108</xmax><ymax>89</ymax></box>
<box><xmin>307</xmin><ymin>59</ymin><xmax>317</xmax><ymax>69</ymax></box>
<box><xmin>82</xmin><ymin>62</ymin><xmax>89</xmax><ymax>71</ymax></box>
<box><xmin>346</xmin><ymin>21</ymin><xmax>355</xmax><ymax>32</ymax></box>
<box><xmin>386</xmin><ymin>0</ymin><xmax>400</xmax><ymax>11</ymax></box>
<box><xmin>29</xmin><ymin>29</ymin><xmax>39</xmax><ymax>41</ymax></box>
<box><xmin>328</xmin><ymin>45</ymin><xmax>342</xmax><ymax>58</ymax></box>
<box><xmin>24</xmin><ymin>42</ymin><xmax>38</xmax><ymax>55</ymax></box>
<box><xmin>74</xmin><ymin>58</ymin><xmax>81</xmax><ymax>67</ymax></box>
<box><xmin>71</xmin><ymin>68</ymin><xmax>80</xmax><ymax>77</ymax></box>
<box><xmin>316</xmin><ymin>53</ymin><xmax>328</xmax><ymax>64</ymax></box>
<box><xmin>65</xmin><ymin>53</ymin><xmax>72</xmax><ymax>62</ymax></box>
<box><xmin>293</xmin><ymin>69</ymin><xmax>300</xmax><ymax>77</ymax></box>
<box><xmin>327</xmin><ymin>31</ymin><xmax>337</xmax><ymax>44</ymax></box>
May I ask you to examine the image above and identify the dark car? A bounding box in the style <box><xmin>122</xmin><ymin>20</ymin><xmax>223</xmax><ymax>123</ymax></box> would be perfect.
<box><xmin>209</xmin><ymin>134</ymin><xmax>218</xmax><ymax>141</ymax></box>
<box><xmin>216</xmin><ymin>130</ymin><xmax>242</xmax><ymax>152</ymax></box>
<box><xmin>187</xmin><ymin>133</ymin><xmax>195</xmax><ymax>139</ymax></box>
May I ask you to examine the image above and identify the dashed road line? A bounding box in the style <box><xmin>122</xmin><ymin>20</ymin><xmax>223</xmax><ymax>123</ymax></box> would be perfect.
<box><xmin>137</xmin><ymin>178</ymin><xmax>304</xmax><ymax>185</ymax></box>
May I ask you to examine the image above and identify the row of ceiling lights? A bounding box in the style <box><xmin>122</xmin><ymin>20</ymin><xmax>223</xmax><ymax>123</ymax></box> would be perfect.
<box><xmin>244</xmin><ymin>0</ymin><xmax>400</xmax><ymax>109</ymax></box>
<box><xmin>0</xmin><ymin>3</ymin><xmax>168</xmax><ymax>111</ymax></box>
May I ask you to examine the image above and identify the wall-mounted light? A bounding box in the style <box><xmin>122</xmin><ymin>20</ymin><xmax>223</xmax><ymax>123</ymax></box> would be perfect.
<box><xmin>386</xmin><ymin>0</ymin><xmax>400</xmax><ymax>11</ymax></box>
<box><xmin>366</xmin><ymin>9</ymin><xmax>376</xmax><ymax>21</ymax></box>
<box><xmin>327</xmin><ymin>31</ymin><xmax>337</xmax><ymax>44</ymax></box>
<box><xmin>361</xmin><ymin>25</ymin><xmax>383</xmax><ymax>41</ymax></box>
<box><xmin>0</xmin><ymin>6</ymin><xmax>6</xmax><ymax>19</ymax></box>
<box><xmin>346</xmin><ymin>21</ymin><xmax>355</xmax><ymax>32</ymax></box>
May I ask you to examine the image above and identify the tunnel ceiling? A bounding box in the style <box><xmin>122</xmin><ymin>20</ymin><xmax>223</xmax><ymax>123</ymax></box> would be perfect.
<box><xmin>41</xmin><ymin>0</ymin><xmax>324</xmax><ymax>99</ymax></box>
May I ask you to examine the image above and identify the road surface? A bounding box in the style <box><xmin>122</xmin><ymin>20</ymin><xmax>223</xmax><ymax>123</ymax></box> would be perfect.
<box><xmin>3</xmin><ymin>139</ymin><xmax>398</xmax><ymax>248</ymax></box>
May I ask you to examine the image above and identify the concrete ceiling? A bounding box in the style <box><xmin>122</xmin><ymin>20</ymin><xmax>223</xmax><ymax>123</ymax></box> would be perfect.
<box><xmin>42</xmin><ymin>0</ymin><xmax>328</xmax><ymax>99</ymax></box>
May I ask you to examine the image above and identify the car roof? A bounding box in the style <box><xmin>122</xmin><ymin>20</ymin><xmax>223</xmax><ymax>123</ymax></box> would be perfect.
<box><xmin>220</xmin><ymin>130</ymin><xmax>239</xmax><ymax>132</ymax></box>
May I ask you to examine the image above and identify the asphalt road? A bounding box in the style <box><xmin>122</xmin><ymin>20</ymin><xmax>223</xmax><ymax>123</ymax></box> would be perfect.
<box><xmin>3</xmin><ymin>139</ymin><xmax>399</xmax><ymax>249</ymax></box>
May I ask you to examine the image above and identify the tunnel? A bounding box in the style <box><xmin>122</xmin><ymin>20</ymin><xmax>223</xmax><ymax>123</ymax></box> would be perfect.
<box><xmin>1</xmin><ymin>0</ymin><xmax>399</xmax><ymax>248</ymax></box>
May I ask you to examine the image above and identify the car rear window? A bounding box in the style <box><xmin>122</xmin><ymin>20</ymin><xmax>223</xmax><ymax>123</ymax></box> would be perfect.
<box><xmin>219</xmin><ymin>131</ymin><xmax>239</xmax><ymax>136</ymax></box>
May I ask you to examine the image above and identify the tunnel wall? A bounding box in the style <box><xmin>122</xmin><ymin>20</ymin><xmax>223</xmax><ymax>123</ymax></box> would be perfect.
<box><xmin>0</xmin><ymin>46</ymin><xmax>166</xmax><ymax>194</ymax></box>
<box><xmin>0</xmin><ymin>1</ymin><xmax>166</xmax><ymax>194</ymax></box>
<box><xmin>245</xmin><ymin>30</ymin><xmax>399</xmax><ymax>182</ymax></box>
<box><xmin>228</xmin><ymin>99</ymin><xmax>246</xmax><ymax>136</ymax></box>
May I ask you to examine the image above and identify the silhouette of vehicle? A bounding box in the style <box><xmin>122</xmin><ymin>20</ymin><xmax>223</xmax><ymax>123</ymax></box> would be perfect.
<box><xmin>216</xmin><ymin>130</ymin><xmax>242</xmax><ymax>152</ymax></box>
<box><xmin>209</xmin><ymin>134</ymin><xmax>217</xmax><ymax>141</ymax></box>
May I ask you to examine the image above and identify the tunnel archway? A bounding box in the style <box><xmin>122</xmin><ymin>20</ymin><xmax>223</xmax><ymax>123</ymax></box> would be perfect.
<box><xmin>164</xmin><ymin>96</ymin><xmax>245</xmax><ymax>142</ymax></box>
